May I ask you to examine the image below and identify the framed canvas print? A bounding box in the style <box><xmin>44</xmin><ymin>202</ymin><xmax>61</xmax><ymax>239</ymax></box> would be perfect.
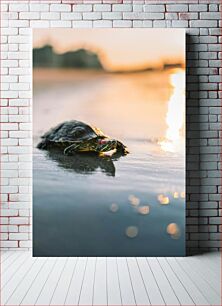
<box><xmin>33</xmin><ymin>29</ymin><xmax>186</xmax><ymax>256</ymax></box>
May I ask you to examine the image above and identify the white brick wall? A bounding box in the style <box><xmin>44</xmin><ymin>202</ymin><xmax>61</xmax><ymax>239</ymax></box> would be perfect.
<box><xmin>1</xmin><ymin>0</ymin><xmax>221</xmax><ymax>254</ymax></box>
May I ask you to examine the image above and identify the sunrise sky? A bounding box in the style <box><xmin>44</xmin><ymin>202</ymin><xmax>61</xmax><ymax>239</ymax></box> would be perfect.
<box><xmin>33</xmin><ymin>29</ymin><xmax>185</xmax><ymax>72</ymax></box>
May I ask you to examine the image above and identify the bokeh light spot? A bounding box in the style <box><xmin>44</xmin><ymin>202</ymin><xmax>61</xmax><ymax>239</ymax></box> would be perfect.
<box><xmin>109</xmin><ymin>203</ymin><xmax>119</xmax><ymax>213</ymax></box>
<box><xmin>125</xmin><ymin>226</ymin><xmax>139</xmax><ymax>238</ymax></box>
<box><xmin>137</xmin><ymin>205</ymin><xmax>150</xmax><ymax>215</ymax></box>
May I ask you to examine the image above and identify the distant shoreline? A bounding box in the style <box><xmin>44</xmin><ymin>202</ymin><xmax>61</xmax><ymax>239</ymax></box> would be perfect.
<box><xmin>33</xmin><ymin>65</ymin><xmax>185</xmax><ymax>82</ymax></box>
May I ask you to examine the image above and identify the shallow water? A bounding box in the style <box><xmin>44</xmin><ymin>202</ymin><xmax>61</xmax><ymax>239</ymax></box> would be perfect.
<box><xmin>33</xmin><ymin>69</ymin><xmax>185</xmax><ymax>256</ymax></box>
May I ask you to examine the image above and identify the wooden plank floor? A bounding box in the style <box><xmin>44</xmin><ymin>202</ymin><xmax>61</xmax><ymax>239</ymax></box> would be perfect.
<box><xmin>0</xmin><ymin>251</ymin><xmax>220</xmax><ymax>306</ymax></box>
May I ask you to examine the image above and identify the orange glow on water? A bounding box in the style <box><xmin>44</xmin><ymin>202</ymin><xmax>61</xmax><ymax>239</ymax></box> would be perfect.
<box><xmin>159</xmin><ymin>69</ymin><xmax>185</xmax><ymax>153</ymax></box>
<box><xmin>137</xmin><ymin>206</ymin><xmax>150</xmax><ymax>215</ymax></box>
<box><xmin>128</xmin><ymin>195</ymin><xmax>140</xmax><ymax>206</ymax></box>
<box><xmin>158</xmin><ymin>194</ymin><xmax>170</xmax><ymax>205</ymax></box>
<box><xmin>167</xmin><ymin>223</ymin><xmax>181</xmax><ymax>239</ymax></box>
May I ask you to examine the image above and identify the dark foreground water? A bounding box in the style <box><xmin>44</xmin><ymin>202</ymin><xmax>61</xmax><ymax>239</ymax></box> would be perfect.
<box><xmin>33</xmin><ymin>69</ymin><xmax>185</xmax><ymax>256</ymax></box>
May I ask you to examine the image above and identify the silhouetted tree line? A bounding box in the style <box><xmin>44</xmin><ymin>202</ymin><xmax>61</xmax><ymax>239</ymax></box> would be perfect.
<box><xmin>33</xmin><ymin>45</ymin><xmax>103</xmax><ymax>69</ymax></box>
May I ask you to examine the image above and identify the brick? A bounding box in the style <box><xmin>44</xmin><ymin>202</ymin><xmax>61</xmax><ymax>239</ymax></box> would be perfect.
<box><xmin>200</xmin><ymin>28</ymin><xmax>209</xmax><ymax>36</ymax></box>
<box><xmin>9</xmin><ymin>217</ymin><xmax>29</xmax><ymax>225</ymax></box>
<box><xmin>83</xmin><ymin>12</ymin><xmax>101</xmax><ymax>20</ymax></box>
<box><xmin>9</xmin><ymin>4</ymin><xmax>28</xmax><ymax>12</ymax></box>
<box><xmin>30</xmin><ymin>21</ymin><xmax>50</xmax><ymax>28</ymax></box>
<box><xmin>8</xmin><ymin>36</ymin><xmax>29</xmax><ymax>44</ymax></box>
<box><xmin>1</xmin><ymin>19</ymin><xmax>8</xmax><ymax>27</ymax></box>
<box><xmin>209</xmin><ymin>4</ymin><xmax>219</xmax><ymax>12</ymax></box>
<box><xmin>210</xmin><ymin>233</ymin><xmax>221</xmax><ymax>240</ymax></box>
<box><xmin>2</xmin><ymin>123</ymin><xmax>18</xmax><ymax>131</ymax></box>
<box><xmin>143</xmin><ymin>5</ymin><xmax>165</xmax><ymax>12</ymax></box>
<box><xmin>112</xmin><ymin>4</ymin><xmax>132</xmax><ymax>11</ymax></box>
<box><xmin>199</xmin><ymin>52</ymin><xmax>217</xmax><ymax>60</ymax></box>
<box><xmin>10</xmin><ymin>130</ymin><xmax>30</xmax><ymax>138</ymax></box>
<box><xmin>8</xmin><ymin>146</ymin><xmax>31</xmax><ymax>154</ymax></box>
<box><xmin>172</xmin><ymin>20</ymin><xmax>188</xmax><ymax>28</ymax></box>
<box><xmin>102</xmin><ymin>12</ymin><xmax>122</xmax><ymax>19</ymax></box>
<box><xmin>2</xmin><ymin>60</ymin><xmax>18</xmax><ymax>68</ymax></box>
<box><xmin>189</xmin><ymin>4</ymin><xmax>207</xmax><ymax>12</ymax></box>
<box><xmin>165</xmin><ymin>13</ymin><xmax>178</xmax><ymax>20</ymax></box>
<box><xmin>123</xmin><ymin>12</ymin><xmax>164</xmax><ymax>19</ymax></box>
<box><xmin>179</xmin><ymin>13</ymin><xmax>198</xmax><ymax>20</ymax></box>
<box><xmin>210</xmin><ymin>217</ymin><xmax>222</xmax><ymax>225</ymax></box>
<box><xmin>1</xmin><ymin>138</ymin><xmax>18</xmax><ymax>146</ymax></box>
<box><xmin>0</xmin><ymin>99</ymin><xmax>8</xmax><ymax>107</ymax></box>
<box><xmin>94</xmin><ymin>4</ymin><xmax>111</xmax><ymax>11</ymax></box>
<box><xmin>209</xmin><ymin>60</ymin><xmax>221</xmax><ymax>68</ymax></box>
<box><xmin>10</xmin><ymin>83</ymin><xmax>30</xmax><ymax>91</ymax></box>
<box><xmin>9</xmin><ymin>20</ymin><xmax>29</xmax><ymax>28</ymax></box>
<box><xmin>72</xmin><ymin>21</ymin><xmax>93</xmax><ymax>28</ymax></box>
<box><xmin>1</xmin><ymin>209</ymin><xmax>18</xmax><ymax>216</ymax></box>
<box><xmin>1</xmin><ymin>233</ymin><xmax>9</xmax><ymax>240</ymax></box>
<box><xmin>9</xmin><ymin>99</ymin><xmax>29</xmax><ymax>107</ymax></box>
<box><xmin>19</xmin><ymin>241</ymin><xmax>31</xmax><ymax>248</ymax></box>
<box><xmin>19</xmin><ymin>45</ymin><xmax>30</xmax><ymax>52</ymax></box>
<box><xmin>9</xmin><ymin>233</ymin><xmax>29</xmax><ymax>240</ymax></box>
<box><xmin>1</xmin><ymin>170</ymin><xmax>18</xmax><ymax>178</ymax></box>
<box><xmin>93</xmin><ymin>20</ymin><xmax>112</xmax><ymax>27</ymax></box>
<box><xmin>153</xmin><ymin>20</ymin><xmax>168</xmax><ymax>28</ymax></box>
<box><xmin>29</xmin><ymin>4</ymin><xmax>49</xmax><ymax>12</ymax></box>
<box><xmin>133</xmin><ymin>5</ymin><xmax>143</xmax><ymax>12</ymax></box>
<box><xmin>8</xmin><ymin>52</ymin><xmax>30</xmax><ymax>60</ymax></box>
<box><xmin>50</xmin><ymin>21</ymin><xmax>71</xmax><ymax>28</ymax></box>
<box><xmin>143</xmin><ymin>20</ymin><xmax>153</xmax><ymax>28</ymax></box>
<box><xmin>41</xmin><ymin>13</ymin><xmax>60</xmax><ymax>20</ymax></box>
<box><xmin>73</xmin><ymin>4</ymin><xmax>92</xmax><ymax>12</ymax></box>
<box><xmin>1</xmin><ymin>28</ymin><xmax>18</xmax><ymax>36</ymax></box>
<box><xmin>50</xmin><ymin>4</ymin><xmax>71</xmax><ymax>12</ymax></box>
<box><xmin>1</xmin><ymin>4</ymin><xmax>8</xmax><ymax>12</ymax></box>
<box><xmin>113</xmin><ymin>20</ymin><xmax>132</xmax><ymax>27</ymax></box>
<box><xmin>9</xmin><ymin>115</ymin><xmax>29</xmax><ymax>123</ymax></box>
<box><xmin>200</xmin><ymin>202</ymin><xmax>218</xmax><ymax>209</ymax></box>
<box><xmin>19</xmin><ymin>123</ymin><xmax>32</xmax><ymax>131</ymax></box>
<box><xmin>0</xmin><ymin>226</ymin><xmax>14</xmax><ymax>236</ymax></box>
<box><xmin>191</xmin><ymin>233</ymin><xmax>209</xmax><ymax>240</ymax></box>
<box><xmin>19</xmin><ymin>226</ymin><xmax>30</xmax><ymax>233</ymax></box>
<box><xmin>133</xmin><ymin>20</ymin><xmax>143</xmax><ymax>27</ymax></box>
<box><xmin>19</xmin><ymin>12</ymin><xmax>40</xmax><ymax>20</ymax></box>
<box><xmin>199</xmin><ymin>36</ymin><xmax>217</xmax><ymax>44</ymax></box>
<box><xmin>210</xmin><ymin>28</ymin><xmax>222</xmax><ymax>36</ymax></box>
<box><xmin>209</xmin><ymin>76</ymin><xmax>221</xmax><ymax>83</ymax></box>
<box><xmin>0</xmin><ymin>241</ymin><xmax>18</xmax><ymax>248</ymax></box>
<box><xmin>61</xmin><ymin>13</ymin><xmax>82</xmax><ymax>20</ymax></box>
<box><xmin>190</xmin><ymin>20</ymin><xmax>218</xmax><ymax>28</ymax></box>
<box><xmin>166</xmin><ymin>5</ymin><xmax>188</xmax><ymax>12</ymax></box>
<box><xmin>19</xmin><ymin>209</ymin><xmax>29</xmax><ymax>217</ymax></box>
<box><xmin>200</xmin><ymin>12</ymin><xmax>221</xmax><ymax>19</ymax></box>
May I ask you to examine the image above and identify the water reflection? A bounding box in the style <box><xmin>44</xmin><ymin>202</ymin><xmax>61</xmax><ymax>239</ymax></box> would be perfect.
<box><xmin>159</xmin><ymin>69</ymin><xmax>185</xmax><ymax>153</ymax></box>
<box><xmin>128</xmin><ymin>195</ymin><xmax>140</xmax><ymax>206</ymax></box>
<box><xmin>180</xmin><ymin>191</ymin><xmax>185</xmax><ymax>198</ymax></box>
<box><xmin>158</xmin><ymin>194</ymin><xmax>170</xmax><ymax>205</ymax></box>
<box><xmin>109</xmin><ymin>203</ymin><xmax>119</xmax><ymax>213</ymax></box>
<box><xmin>167</xmin><ymin>223</ymin><xmax>181</xmax><ymax>239</ymax></box>
<box><xmin>173</xmin><ymin>192</ymin><xmax>179</xmax><ymax>199</ymax></box>
<box><xmin>137</xmin><ymin>205</ymin><xmax>150</xmax><ymax>215</ymax></box>
<box><xmin>45</xmin><ymin>149</ymin><xmax>120</xmax><ymax>176</ymax></box>
<box><xmin>125</xmin><ymin>226</ymin><xmax>139</xmax><ymax>238</ymax></box>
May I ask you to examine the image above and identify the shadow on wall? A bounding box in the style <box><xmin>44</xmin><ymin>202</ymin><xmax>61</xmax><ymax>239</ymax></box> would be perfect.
<box><xmin>186</xmin><ymin>34</ymin><xmax>201</xmax><ymax>256</ymax></box>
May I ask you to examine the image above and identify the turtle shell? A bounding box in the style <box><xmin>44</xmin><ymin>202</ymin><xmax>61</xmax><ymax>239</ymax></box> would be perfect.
<box><xmin>40</xmin><ymin>120</ymin><xmax>106</xmax><ymax>144</ymax></box>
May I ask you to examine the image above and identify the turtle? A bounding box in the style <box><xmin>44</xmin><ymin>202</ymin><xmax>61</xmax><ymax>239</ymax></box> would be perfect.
<box><xmin>37</xmin><ymin>120</ymin><xmax>129</xmax><ymax>157</ymax></box>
